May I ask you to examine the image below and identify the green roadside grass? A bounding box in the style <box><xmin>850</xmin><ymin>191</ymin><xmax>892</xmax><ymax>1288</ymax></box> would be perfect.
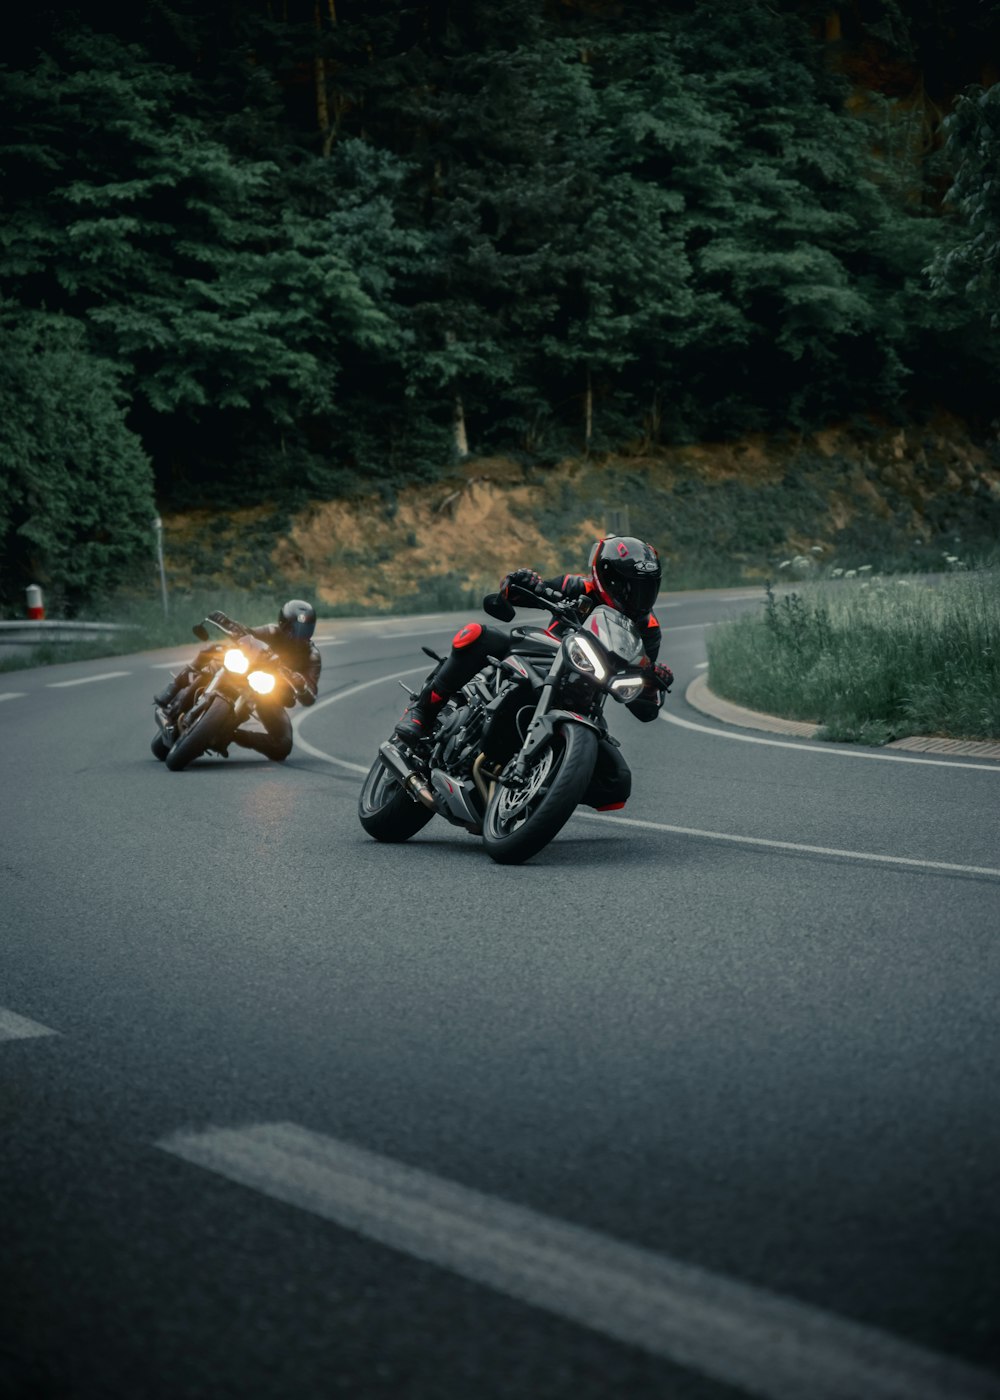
<box><xmin>0</xmin><ymin>577</ymin><xmax>491</xmax><ymax>675</ymax></box>
<box><xmin>706</xmin><ymin>570</ymin><xmax>1000</xmax><ymax>744</ymax></box>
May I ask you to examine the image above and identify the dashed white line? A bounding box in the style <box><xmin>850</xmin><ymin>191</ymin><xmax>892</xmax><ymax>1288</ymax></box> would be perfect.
<box><xmin>47</xmin><ymin>671</ymin><xmax>131</xmax><ymax>688</ymax></box>
<box><xmin>0</xmin><ymin>1008</ymin><xmax>58</xmax><ymax>1042</ymax></box>
<box><xmin>160</xmin><ymin>1121</ymin><xmax>1000</xmax><ymax>1400</ymax></box>
<box><xmin>0</xmin><ymin>692</ymin><xmax>26</xmax><ymax>702</ymax></box>
<box><xmin>695</xmin><ymin>661</ymin><xmax>709</xmax><ymax>670</ymax></box>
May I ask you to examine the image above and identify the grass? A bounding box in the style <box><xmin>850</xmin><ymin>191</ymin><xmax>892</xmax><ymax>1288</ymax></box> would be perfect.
<box><xmin>707</xmin><ymin>569</ymin><xmax>1000</xmax><ymax>743</ymax></box>
<box><xmin>0</xmin><ymin>577</ymin><xmax>491</xmax><ymax>673</ymax></box>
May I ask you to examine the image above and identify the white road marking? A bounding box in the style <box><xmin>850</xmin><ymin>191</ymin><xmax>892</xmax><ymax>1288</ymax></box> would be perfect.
<box><xmin>378</xmin><ymin>626</ymin><xmax>456</xmax><ymax>640</ymax></box>
<box><xmin>47</xmin><ymin>670</ymin><xmax>130</xmax><ymax>688</ymax></box>
<box><xmin>664</xmin><ymin>621</ymin><xmax>721</xmax><ymax>633</ymax></box>
<box><xmin>314</xmin><ymin>637</ymin><xmax>348</xmax><ymax>647</ymax></box>
<box><xmin>357</xmin><ymin>612</ymin><xmax>454</xmax><ymax>628</ymax></box>
<box><xmin>292</xmin><ymin>665</ymin><xmax>428</xmax><ymax>773</ymax></box>
<box><xmin>578</xmin><ymin>812</ymin><xmax>1000</xmax><ymax>880</ymax></box>
<box><xmin>296</xmin><ymin>665</ymin><xmax>1000</xmax><ymax>871</ymax></box>
<box><xmin>695</xmin><ymin>661</ymin><xmax>709</xmax><ymax>670</ymax></box>
<box><xmin>660</xmin><ymin>708</ymin><xmax>1000</xmax><ymax>774</ymax></box>
<box><xmin>159</xmin><ymin>1121</ymin><xmax>1000</xmax><ymax>1400</ymax></box>
<box><xmin>149</xmin><ymin>662</ymin><xmax>183</xmax><ymax>669</ymax></box>
<box><xmin>0</xmin><ymin>692</ymin><xmax>26</xmax><ymax>701</ymax></box>
<box><xmin>0</xmin><ymin>1008</ymin><xmax>58</xmax><ymax>1042</ymax></box>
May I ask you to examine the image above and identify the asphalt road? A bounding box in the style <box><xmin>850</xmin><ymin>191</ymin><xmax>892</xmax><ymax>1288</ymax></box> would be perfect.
<box><xmin>2</xmin><ymin>589</ymin><xmax>999</xmax><ymax>1400</ymax></box>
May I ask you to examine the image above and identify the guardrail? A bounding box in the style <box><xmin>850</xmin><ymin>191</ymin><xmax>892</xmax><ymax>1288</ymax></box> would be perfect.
<box><xmin>0</xmin><ymin>620</ymin><xmax>141</xmax><ymax>661</ymax></box>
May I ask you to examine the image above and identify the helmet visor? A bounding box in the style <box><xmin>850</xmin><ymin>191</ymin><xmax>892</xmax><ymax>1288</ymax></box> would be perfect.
<box><xmin>599</xmin><ymin>570</ymin><xmax>659</xmax><ymax>620</ymax></box>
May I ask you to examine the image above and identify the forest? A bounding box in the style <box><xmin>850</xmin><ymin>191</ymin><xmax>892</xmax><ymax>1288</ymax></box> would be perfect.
<box><xmin>2</xmin><ymin>0</ymin><xmax>999</xmax><ymax>608</ymax></box>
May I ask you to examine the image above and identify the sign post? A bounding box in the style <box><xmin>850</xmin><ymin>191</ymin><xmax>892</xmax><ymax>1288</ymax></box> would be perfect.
<box><xmin>152</xmin><ymin>516</ymin><xmax>169</xmax><ymax>619</ymax></box>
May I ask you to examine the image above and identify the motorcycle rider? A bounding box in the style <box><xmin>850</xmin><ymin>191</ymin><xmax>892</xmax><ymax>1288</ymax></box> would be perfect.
<box><xmin>394</xmin><ymin>537</ymin><xmax>673</xmax><ymax>809</ymax></box>
<box><xmin>154</xmin><ymin>599</ymin><xmax>321</xmax><ymax>761</ymax></box>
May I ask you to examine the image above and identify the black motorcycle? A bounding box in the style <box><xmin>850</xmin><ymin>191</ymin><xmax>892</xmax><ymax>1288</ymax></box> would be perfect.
<box><xmin>358</xmin><ymin>586</ymin><xmax>670</xmax><ymax>864</ymax></box>
<box><xmin>152</xmin><ymin>611</ymin><xmax>300</xmax><ymax>772</ymax></box>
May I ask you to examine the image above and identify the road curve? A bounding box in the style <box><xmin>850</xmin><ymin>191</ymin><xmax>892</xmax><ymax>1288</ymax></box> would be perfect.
<box><xmin>3</xmin><ymin>591</ymin><xmax>999</xmax><ymax>1400</ymax></box>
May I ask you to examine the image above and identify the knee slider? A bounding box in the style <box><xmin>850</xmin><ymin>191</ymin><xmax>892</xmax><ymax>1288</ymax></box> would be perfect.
<box><xmin>452</xmin><ymin>622</ymin><xmax>484</xmax><ymax>649</ymax></box>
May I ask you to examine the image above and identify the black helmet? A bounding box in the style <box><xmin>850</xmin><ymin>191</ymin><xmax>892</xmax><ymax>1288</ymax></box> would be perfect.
<box><xmin>278</xmin><ymin>598</ymin><xmax>316</xmax><ymax>641</ymax></box>
<box><xmin>589</xmin><ymin>537</ymin><xmax>661</xmax><ymax>621</ymax></box>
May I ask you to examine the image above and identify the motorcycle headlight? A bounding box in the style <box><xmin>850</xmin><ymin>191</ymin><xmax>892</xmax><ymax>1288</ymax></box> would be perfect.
<box><xmin>609</xmin><ymin>675</ymin><xmax>645</xmax><ymax>703</ymax></box>
<box><xmin>565</xmin><ymin>634</ymin><xmax>608</xmax><ymax>683</ymax></box>
<box><xmin>248</xmin><ymin>670</ymin><xmax>276</xmax><ymax>696</ymax></box>
<box><xmin>224</xmin><ymin>647</ymin><xmax>249</xmax><ymax>674</ymax></box>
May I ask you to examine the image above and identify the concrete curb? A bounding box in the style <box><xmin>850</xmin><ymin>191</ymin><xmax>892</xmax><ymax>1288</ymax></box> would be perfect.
<box><xmin>685</xmin><ymin>673</ymin><xmax>1000</xmax><ymax>762</ymax></box>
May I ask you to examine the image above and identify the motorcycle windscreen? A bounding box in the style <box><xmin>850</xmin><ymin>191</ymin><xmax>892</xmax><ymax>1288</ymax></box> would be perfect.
<box><xmin>585</xmin><ymin>606</ymin><xmax>645</xmax><ymax>664</ymax></box>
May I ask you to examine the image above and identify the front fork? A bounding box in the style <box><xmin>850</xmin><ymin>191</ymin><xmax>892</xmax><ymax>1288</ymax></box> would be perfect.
<box><xmin>512</xmin><ymin>676</ymin><xmax>603</xmax><ymax>780</ymax></box>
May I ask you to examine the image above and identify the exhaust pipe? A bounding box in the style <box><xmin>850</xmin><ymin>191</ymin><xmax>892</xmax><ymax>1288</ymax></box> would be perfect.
<box><xmin>378</xmin><ymin>741</ymin><xmax>437</xmax><ymax>810</ymax></box>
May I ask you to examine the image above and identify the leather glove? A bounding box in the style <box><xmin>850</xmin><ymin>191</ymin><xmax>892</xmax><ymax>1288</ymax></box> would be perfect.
<box><xmin>500</xmin><ymin>568</ymin><xmax>542</xmax><ymax>599</ymax></box>
<box><xmin>289</xmin><ymin>671</ymin><xmax>315</xmax><ymax>706</ymax></box>
<box><xmin>651</xmin><ymin>662</ymin><xmax>673</xmax><ymax>693</ymax></box>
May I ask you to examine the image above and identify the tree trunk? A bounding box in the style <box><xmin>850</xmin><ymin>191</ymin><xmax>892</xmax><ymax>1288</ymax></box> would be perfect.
<box><xmin>824</xmin><ymin>11</ymin><xmax>842</xmax><ymax>44</ymax></box>
<box><xmin>454</xmin><ymin>396</ymin><xmax>469</xmax><ymax>460</ymax></box>
<box><xmin>584</xmin><ymin>369</ymin><xmax>593</xmax><ymax>454</ymax></box>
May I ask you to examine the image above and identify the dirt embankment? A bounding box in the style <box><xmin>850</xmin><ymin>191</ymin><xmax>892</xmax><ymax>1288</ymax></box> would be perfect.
<box><xmin>163</xmin><ymin>419</ymin><xmax>1000</xmax><ymax>610</ymax></box>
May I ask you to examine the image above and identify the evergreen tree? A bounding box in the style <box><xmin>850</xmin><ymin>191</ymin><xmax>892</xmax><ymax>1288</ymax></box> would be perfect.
<box><xmin>0</xmin><ymin>309</ymin><xmax>156</xmax><ymax>612</ymax></box>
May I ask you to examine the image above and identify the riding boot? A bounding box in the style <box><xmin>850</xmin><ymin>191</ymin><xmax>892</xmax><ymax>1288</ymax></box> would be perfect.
<box><xmin>394</xmin><ymin>682</ymin><xmax>449</xmax><ymax>741</ymax></box>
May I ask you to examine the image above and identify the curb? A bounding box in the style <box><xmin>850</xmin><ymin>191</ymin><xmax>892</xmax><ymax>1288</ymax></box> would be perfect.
<box><xmin>685</xmin><ymin>673</ymin><xmax>1000</xmax><ymax>762</ymax></box>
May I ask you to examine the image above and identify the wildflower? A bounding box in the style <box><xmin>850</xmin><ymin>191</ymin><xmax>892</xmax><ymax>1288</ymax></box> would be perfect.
<box><xmin>831</xmin><ymin>568</ymin><xmax>844</xmax><ymax>578</ymax></box>
<box><xmin>858</xmin><ymin>564</ymin><xmax>873</xmax><ymax>573</ymax></box>
<box><xmin>845</xmin><ymin>569</ymin><xmax>857</xmax><ymax>579</ymax></box>
<box><xmin>778</xmin><ymin>560</ymin><xmax>791</xmax><ymax>569</ymax></box>
<box><xmin>810</xmin><ymin>545</ymin><xmax>825</xmax><ymax>555</ymax></box>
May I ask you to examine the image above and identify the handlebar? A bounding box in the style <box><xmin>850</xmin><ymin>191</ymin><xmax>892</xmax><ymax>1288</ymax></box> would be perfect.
<box><xmin>482</xmin><ymin>584</ymin><xmax>578</xmax><ymax>624</ymax></box>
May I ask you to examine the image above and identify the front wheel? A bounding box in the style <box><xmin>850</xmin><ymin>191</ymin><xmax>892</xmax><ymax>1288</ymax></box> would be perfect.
<box><xmin>151</xmin><ymin>730</ymin><xmax>171</xmax><ymax>761</ymax></box>
<box><xmin>164</xmin><ymin>696</ymin><xmax>233</xmax><ymax>771</ymax></box>
<box><xmin>482</xmin><ymin>723</ymin><xmax>597</xmax><ymax>865</ymax></box>
<box><xmin>358</xmin><ymin>756</ymin><xmax>434</xmax><ymax>842</ymax></box>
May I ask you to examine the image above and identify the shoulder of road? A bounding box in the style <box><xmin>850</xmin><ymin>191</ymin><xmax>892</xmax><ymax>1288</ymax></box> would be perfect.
<box><xmin>686</xmin><ymin>673</ymin><xmax>1000</xmax><ymax>762</ymax></box>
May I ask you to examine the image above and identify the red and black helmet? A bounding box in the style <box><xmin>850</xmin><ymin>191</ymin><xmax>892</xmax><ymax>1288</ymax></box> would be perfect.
<box><xmin>589</xmin><ymin>537</ymin><xmax>661</xmax><ymax>621</ymax></box>
<box><xmin>278</xmin><ymin>599</ymin><xmax>316</xmax><ymax>641</ymax></box>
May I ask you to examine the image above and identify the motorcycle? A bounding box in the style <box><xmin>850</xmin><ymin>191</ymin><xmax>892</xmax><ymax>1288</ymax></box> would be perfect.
<box><xmin>151</xmin><ymin>611</ymin><xmax>301</xmax><ymax>772</ymax></box>
<box><xmin>358</xmin><ymin>585</ymin><xmax>670</xmax><ymax>864</ymax></box>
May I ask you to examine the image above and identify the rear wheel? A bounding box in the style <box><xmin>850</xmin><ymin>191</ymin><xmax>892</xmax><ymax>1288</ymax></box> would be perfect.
<box><xmin>358</xmin><ymin>756</ymin><xmax>434</xmax><ymax>842</ymax></box>
<box><xmin>164</xmin><ymin>696</ymin><xmax>233</xmax><ymax>771</ymax></box>
<box><xmin>482</xmin><ymin>723</ymin><xmax>597</xmax><ymax>865</ymax></box>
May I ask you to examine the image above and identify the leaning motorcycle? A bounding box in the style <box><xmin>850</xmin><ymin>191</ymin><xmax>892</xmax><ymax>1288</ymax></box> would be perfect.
<box><xmin>358</xmin><ymin>586</ymin><xmax>670</xmax><ymax>865</ymax></box>
<box><xmin>151</xmin><ymin>611</ymin><xmax>300</xmax><ymax>772</ymax></box>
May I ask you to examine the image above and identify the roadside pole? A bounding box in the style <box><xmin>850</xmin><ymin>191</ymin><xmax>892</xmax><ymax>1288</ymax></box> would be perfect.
<box><xmin>152</xmin><ymin>516</ymin><xmax>169</xmax><ymax>618</ymax></box>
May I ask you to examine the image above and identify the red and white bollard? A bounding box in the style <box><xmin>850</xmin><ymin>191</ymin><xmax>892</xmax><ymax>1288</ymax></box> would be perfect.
<box><xmin>26</xmin><ymin>584</ymin><xmax>45</xmax><ymax>620</ymax></box>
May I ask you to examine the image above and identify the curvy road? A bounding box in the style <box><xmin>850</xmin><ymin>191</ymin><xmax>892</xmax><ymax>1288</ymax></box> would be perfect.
<box><xmin>3</xmin><ymin>589</ymin><xmax>999</xmax><ymax>1400</ymax></box>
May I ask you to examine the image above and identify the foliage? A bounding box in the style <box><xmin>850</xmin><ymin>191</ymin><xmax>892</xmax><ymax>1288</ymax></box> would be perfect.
<box><xmin>0</xmin><ymin>308</ymin><xmax>156</xmax><ymax>612</ymax></box>
<box><xmin>708</xmin><ymin>571</ymin><xmax>1000</xmax><ymax>741</ymax></box>
<box><xmin>930</xmin><ymin>83</ymin><xmax>1000</xmax><ymax>326</ymax></box>
<box><xmin>1</xmin><ymin>0</ymin><xmax>998</xmax><ymax>608</ymax></box>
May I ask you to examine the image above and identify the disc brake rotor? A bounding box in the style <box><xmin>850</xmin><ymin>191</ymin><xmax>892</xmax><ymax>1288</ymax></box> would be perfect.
<box><xmin>497</xmin><ymin>747</ymin><xmax>555</xmax><ymax>823</ymax></box>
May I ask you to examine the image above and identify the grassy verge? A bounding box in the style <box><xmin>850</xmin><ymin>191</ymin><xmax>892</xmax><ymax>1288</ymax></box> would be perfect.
<box><xmin>0</xmin><ymin>577</ymin><xmax>490</xmax><ymax>674</ymax></box>
<box><xmin>706</xmin><ymin>570</ymin><xmax>1000</xmax><ymax>743</ymax></box>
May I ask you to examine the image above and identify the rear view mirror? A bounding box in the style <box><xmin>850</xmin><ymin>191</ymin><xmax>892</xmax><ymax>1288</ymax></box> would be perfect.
<box><xmin>192</xmin><ymin>623</ymin><xmax>209</xmax><ymax>641</ymax></box>
<box><xmin>483</xmin><ymin>592</ymin><xmax>515</xmax><ymax>623</ymax></box>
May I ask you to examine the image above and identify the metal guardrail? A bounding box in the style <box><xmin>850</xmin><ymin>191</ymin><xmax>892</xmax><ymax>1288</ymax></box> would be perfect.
<box><xmin>0</xmin><ymin>620</ymin><xmax>141</xmax><ymax>660</ymax></box>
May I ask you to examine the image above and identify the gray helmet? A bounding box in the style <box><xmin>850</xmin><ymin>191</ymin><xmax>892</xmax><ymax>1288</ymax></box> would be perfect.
<box><xmin>277</xmin><ymin>599</ymin><xmax>316</xmax><ymax>641</ymax></box>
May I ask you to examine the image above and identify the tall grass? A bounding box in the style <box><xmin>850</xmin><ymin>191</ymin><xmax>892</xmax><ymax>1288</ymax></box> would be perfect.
<box><xmin>707</xmin><ymin>571</ymin><xmax>1000</xmax><ymax>743</ymax></box>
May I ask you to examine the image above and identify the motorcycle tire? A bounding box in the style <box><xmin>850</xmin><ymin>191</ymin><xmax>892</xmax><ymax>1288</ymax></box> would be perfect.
<box><xmin>358</xmin><ymin>755</ymin><xmax>434</xmax><ymax>842</ymax></box>
<box><xmin>164</xmin><ymin>696</ymin><xmax>233</xmax><ymax>772</ymax></box>
<box><xmin>482</xmin><ymin>722</ymin><xmax>598</xmax><ymax>865</ymax></box>
<box><xmin>151</xmin><ymin>731</ymin><xmax>171</xmax><ymax>761</ymax></box>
